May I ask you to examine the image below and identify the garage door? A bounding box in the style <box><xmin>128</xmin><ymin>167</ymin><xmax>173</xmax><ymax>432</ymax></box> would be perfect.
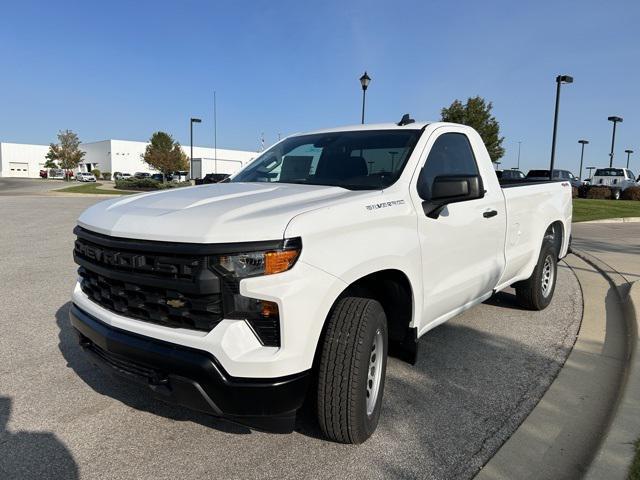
<box><xmin>9</xmin><ymin>162</ymin><xmax>29</xmax><ymax>177</ymax></box>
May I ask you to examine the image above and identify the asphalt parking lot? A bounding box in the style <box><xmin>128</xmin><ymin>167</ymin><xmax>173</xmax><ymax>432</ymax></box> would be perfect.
<box><xmin>0</xmin><ymin>193</ymin><xmax>583</xmax><ymax>480</ymax></box>
<box><xmin>0</xmin><ymin>178</ymin><xmax>65</xmax><ymax>195</ymax></box>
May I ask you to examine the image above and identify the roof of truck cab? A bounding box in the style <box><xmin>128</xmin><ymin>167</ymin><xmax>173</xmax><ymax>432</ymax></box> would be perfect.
<box><xmin>300</xmin><ymin>121</ymin><xmax>436</xmax><ymax>135</ymax></box>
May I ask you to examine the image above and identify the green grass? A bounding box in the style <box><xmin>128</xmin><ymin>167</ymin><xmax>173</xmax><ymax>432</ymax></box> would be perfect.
<box><xmin>572</xmin><ymin>198</ymin><xmax>640</xmax><ymax>223</ymax></box>
<box><xmin>630</xmin><ymin>439</ymin><xmax>640</xmax><ymax>480</ymax></box>
<box><xmin>55</xmin><ymin>182</ymin><xmax>134</xmax><ymax>195</ymax></box>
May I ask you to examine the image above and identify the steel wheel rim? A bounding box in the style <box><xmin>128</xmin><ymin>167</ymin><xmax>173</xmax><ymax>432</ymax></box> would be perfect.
<box><xmin>541</xmin><ymin>255</ymin><xmax>555</xmax><ymax>298</ymax></box>
<box><xmin>366</xmin><ymin>328</ymin><xmax>384</xmax><ymax>416</ymax></box>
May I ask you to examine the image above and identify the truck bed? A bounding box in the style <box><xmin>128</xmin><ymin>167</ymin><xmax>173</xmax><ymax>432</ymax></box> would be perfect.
<box><xmin>499</xmin><ymin>178</ymin><xmax>566</xmax><ymax>188</ymax></box>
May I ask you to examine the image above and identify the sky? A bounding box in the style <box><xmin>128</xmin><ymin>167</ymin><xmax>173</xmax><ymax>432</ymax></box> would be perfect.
<box><xmin>0</xmin><ymin>0</ymin><xmax>639</xmax><ymax>175</ymax></box>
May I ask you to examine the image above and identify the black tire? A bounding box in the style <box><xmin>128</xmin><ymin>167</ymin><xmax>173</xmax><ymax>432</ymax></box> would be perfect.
<box><xmin>515</xmin><ymin>241</ymin><xmax>558</xmax><ymax>310</ymax></box>
<box><xmin>316</xmin><ymin>297</ymin><xmax>388</xmax><ymax>444</ymax></box>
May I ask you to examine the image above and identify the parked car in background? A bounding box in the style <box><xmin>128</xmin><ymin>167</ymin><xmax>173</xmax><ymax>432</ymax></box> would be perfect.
<box><xmin>590</xmin><ymin>168</ymin><xmax>638</xmax><ymax>199</ymax></box>
<box><xmin>496</xmin><ymin>169</ymin><xmax>525</xmax><ymax>180</ymax></box>
<box><xmin>150</xmin><ymin>173</ymin><xmax>174</xmax><ymax>182</ymax></box>
<box><xmin>48</xmin><ymin>169</ymin><xmax>65</xmax><ymax>179</ymax></box>
<box><xmin>526</xmin><ymin>169</ymin><xmax>581</xmax><ymax>188</ymax></box>
<box><xmin>195</xmin><ymin>173</ymin><xmax>230</xmax><ymax>185</ymax></box>
<box><xmin>134</xmin><ymin>172</ymin><xmax>151</xmax><ymax>179</ymax></box>
<box><xmin>114</xmin><ymin>172</ymin><xmax>132</xmax><ymax>180</ymax></box>
<box><xmin>173</xmin><ymin>171</ymin><xmax>189</xmax><ymax>182</ymax></box>
<box><xmin>39</xmin><ymin>169</ymin><xmax>48</xmax><ymax>179</ymax></box>
<box><xmin>76</xmin><ymin>172</ymin><xmax>97</xmax><ymax>182</ymax></box>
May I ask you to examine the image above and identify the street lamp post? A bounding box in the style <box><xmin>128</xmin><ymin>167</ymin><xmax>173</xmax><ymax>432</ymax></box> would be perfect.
<box><xmin>549</xmin><ymin>75</ymin><xmax>573</xmax><ymax>176</ymax></box>
<box><xmin>607</xmin><ymin>116</ymin><xmax>623</xmax><ymax>167</ymax></box>
<box><xmin>586</xmin><ymin>166</ymin><xmax>596</xmax><ymax>180</ymax></box>
<box><xmin>517</xmin><ymin>141</ymin><xmax>522</xmax><ymax>170</ymax></box>
<box><xmin>578</xmin><ymin>139</ymin><xmax>589</xmax><ymax>180</ymax></box>
<box><xmin>625</xmin><ymin>149</ymin><xmax>634</xmax><ymax>169</ymax></box>
<box><xmin>359</xmin><ymin>71</ymin><xmax>371</xmax><ymax>124</ymax></box>
<box><xmin>190</xmin><ymin>117</ymin><xmax>202</xmax><ymax>179</ymax></box>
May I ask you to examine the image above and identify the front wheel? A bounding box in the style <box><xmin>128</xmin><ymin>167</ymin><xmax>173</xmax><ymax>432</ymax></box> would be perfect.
<box><xmin>515</xmin><ymin>241</ymin><xmax>557</xmax><ymax>310</ymax></box>
<box><xmin>316</xmin><ymin>297</ymin><xmax>388</xmax><ymax>444</ymax></box>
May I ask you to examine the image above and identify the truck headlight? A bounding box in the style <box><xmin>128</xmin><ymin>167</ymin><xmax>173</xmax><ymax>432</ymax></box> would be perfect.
<box><xmin>216</xmin><ymin>239</ymin><xmax>301</xmax><ymax>278</ymax></box>
<box><xmin>211</xmin><ymin>238</ymin><xmax>301</xmax><ymax>347</ymax></box>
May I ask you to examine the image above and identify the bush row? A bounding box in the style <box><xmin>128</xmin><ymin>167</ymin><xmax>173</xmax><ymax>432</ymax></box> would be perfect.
<box><xmin>622</xmin><ymin>186</ymin><xmax>640</xmax><ymax>200</ymax></box>
<box><xmin>576</xmin><ymin>185</ymin><xmax>640</xmax><ymax>200</ymax></box>
<box><xmin>115</xmin><ymin>178</ymin><xmax>191</xmax><ymax>191</ymax></box>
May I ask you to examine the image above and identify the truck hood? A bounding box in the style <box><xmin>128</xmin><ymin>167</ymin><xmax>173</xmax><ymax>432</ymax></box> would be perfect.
<box><xmin>78</xmin><ymin>182</ymin><xmax>369</xmax><ymax>243</ymax></box>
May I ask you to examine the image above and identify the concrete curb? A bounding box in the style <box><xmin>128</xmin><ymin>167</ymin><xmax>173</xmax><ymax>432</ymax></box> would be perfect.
<box><xmin>578</xmin><ymin>217</ymin><xmax>640</xmax><ymax>224</ymax></box>
<box><xmin>476</xmin><ymin>254</ymin><xmax>630</xmax><ymax>479</ymax></box>
<box><xmin>584</xmin><ymin>280</ymin><xmax>639</xmax><ymax>479</ymax></box>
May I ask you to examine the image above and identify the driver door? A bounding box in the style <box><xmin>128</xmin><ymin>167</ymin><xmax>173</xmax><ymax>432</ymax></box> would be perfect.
<box><xmin>410</xmin><ymin>128</ymin><xmax>506</xmax><ymax>329</ymax></box>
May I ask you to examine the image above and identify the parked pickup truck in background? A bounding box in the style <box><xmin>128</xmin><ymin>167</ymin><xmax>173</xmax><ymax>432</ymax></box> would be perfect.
<box><xmin>590</xmin><ymin>167</ymin><xmax>638</xmax><ymax>199</ymax></box>
<box><xmin>526</xmin><ymin>169</ymin><xmax>581</xmax><ymax>188</ymax></box>
<box><xmin>69</xmin><ymin>118</ymin><xmax>572</xmax><ymax>443</ymax></box>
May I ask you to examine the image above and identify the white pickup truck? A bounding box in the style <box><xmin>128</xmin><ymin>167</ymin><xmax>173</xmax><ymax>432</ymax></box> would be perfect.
<box><xmin>590</xmin><ymin>167</ymin><xmax>638</xmax><ymax>199</ymax></box>
<box><xmin>70</xmin><ymin>118</ymin><xmax>572</xmax><ymax>443</ymax></box>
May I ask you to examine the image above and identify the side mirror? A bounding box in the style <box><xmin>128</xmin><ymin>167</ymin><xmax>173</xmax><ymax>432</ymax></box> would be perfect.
<box><xmin>419</xmin><ymin>175</ymin><xmax>484</xmax><ymax>219</ymax></box>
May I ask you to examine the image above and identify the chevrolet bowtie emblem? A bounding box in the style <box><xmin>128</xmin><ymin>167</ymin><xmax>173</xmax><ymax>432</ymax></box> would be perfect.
<box><xmin>166</xmin><ymin>299</ymin><xmax>185</xmax><ymax>308</ymax></box>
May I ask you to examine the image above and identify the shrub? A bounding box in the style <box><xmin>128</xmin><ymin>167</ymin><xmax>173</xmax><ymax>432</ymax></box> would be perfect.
<box><xmin>115</xmin><ymin>178</ymin><xmax>191</xmax><ymax>191</ymax></box>
<box><xmin>585</xmin><ymin>186</ymin><xmax>613</xmax><ymax>200</ymax></box>
<box><xmin>577</xmin><ymin>185</ymin><xmax>590</xmax><ymax>198</ymax></box>
<box><xmin>101</xmin><ymin>172</ymin><xmax>112</xmax><ymax>181</ymax></box>
<box><xmin>621</xmin><ymin>186</ymin><xmax>640</xmax><ymax>201</ymax></box>
<box><xmin>571</xmin><ymin>186</ymin><xmax>578</xmax><ymax>198</ymax></box>
<box><xmin>91</xmin><ymin>169</ymin><xmax>101</xmax><ymax>178</ymax></box>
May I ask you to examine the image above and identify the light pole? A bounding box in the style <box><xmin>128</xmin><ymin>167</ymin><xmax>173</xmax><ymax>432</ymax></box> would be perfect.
<box><xmin>190</xmin><ymin>117</ymin><xmax>202</xmax><ymax>179</ymax></box>
<box><xmin>359</xmin><ymin>71</ymin><xmax>371</xmax><ymax>124</ymax></box>
<box><xmin>517</xmin><ymin>141</ymin><xmax>522</xmax><ymax>170</ymax></box>
<box><xmin>586</xmin><ymin>166</ymin><xmax>596</xmax><ymax>180</ymax></box>
<box><xmin>578</xmin><ymin>139</ymin><xmax>589</xmax><ymax>180</ymax></box>
<box><xmin>625</xmin><ymin>149</ymin><xmax>634</xmax><ymax>169</ymax></box>
<box><xmin>607</xmin><ymin>116</ymin><xmax>623</xmax><ymax>167</ymax></box>
<box><xmin>549</xmin><ymin>75</ymin><xmax>573</xmax><ymax>176</ymax></box>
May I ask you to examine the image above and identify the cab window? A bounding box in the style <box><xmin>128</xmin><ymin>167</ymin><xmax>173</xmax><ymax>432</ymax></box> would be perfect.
<box><xmin>418</xmin><ymin>133</ymin><xmax>479</xmax><ymax>198</ymax></box>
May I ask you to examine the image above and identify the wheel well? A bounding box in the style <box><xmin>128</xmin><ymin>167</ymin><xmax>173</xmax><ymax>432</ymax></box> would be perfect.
<box><xmin>336</xmin><ymin>269</ymin><xmax>416</xmax><ymax>363</ymax></box>
<box><xmin>545</xmin><ymin>220</ymin><xmax>564</xmax><ymax>259</ymax></box>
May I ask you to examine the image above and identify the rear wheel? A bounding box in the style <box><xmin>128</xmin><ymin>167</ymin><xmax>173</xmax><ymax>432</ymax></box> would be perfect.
<box><xmin>316</xmin><ymin>297</ymin><xmax>388</xmax><ymax>444</ymax></box>
<box><xmin>515</xmin><ymin>241</ymin><xmax>557</xmax><ymax>310</ymax></box>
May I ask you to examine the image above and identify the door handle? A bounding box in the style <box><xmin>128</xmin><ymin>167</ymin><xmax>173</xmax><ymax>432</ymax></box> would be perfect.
<box><xmin>483</xmin><ymin>210</ymin><xmax>498</xmax><ymax>218</ymax></box>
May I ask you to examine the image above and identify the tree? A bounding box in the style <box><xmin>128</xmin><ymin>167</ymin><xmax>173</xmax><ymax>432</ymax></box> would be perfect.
<box><xmin>43</xmin><ymin>158</ymin><xmax>57</xmax><ymax>169</ymax></box>
<box><xmin>46</xmin><ymin>130</ymin><xmax>86</xmax><ymax>179</ymax></box>
<box><xmin>141</xmin><ymin>132</ymin><xmax>189</xmax><ymax>181</ymax></box>
<box><xmin>441</xmin><ymin>96</ymin><xmax>505</xmax><ymax>162</ymax></box>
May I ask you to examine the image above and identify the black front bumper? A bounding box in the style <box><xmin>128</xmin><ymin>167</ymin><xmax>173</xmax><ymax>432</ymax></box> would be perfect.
<box><xmin>69</xmin><ymin>304</ymin><xmax>310</xmax><ymax>432</ymax></box>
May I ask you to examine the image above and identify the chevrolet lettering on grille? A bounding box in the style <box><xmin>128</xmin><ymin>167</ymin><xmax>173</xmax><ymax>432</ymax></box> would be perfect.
<box><xmin>76</xmin><ymin>241</ymin><xmax>146</xmax><ymax>268</ymax></box>
<box><xmin>74</xmin><ymin>239</ymin><xmax>200</xmax><ymax>276</ymax></box>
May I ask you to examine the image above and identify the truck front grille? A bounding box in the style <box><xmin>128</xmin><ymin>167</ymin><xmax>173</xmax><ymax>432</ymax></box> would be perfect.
<box><xmin>73</xmin><ymin>226</ymin><xmax>282</xmax><ymax>346</ymax></box>
<box><xmin>78</xmin><ymin>267</ymin><xmax>222</xmax><ymax>331</ymax></box>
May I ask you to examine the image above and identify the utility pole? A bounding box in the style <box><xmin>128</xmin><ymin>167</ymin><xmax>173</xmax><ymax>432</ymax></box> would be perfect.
<box><xmin>607</xmin><ymin>116</ymin><xmax>623</xmax><ymax>167</ymax></box>
<box><xmin>578</xmin><ymin>140</ymin><xmax>589</xmax><ymax>180</ymax></box>
<box><xmin>549</xmin><ymin>75</ymin><xmax>573</xmax><ymax>175</ymax></box>
<box><xmin>214</xmin><ymin>91</ymin><xmax>217</xmax><ymax>173</ymax></box>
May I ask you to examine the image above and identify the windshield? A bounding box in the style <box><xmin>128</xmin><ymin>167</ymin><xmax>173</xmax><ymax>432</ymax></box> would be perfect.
<box><xmin>499</xmin><ymin>170</ymin><xmax>524</xmax><ymax>179</ymax></box>
<box><xmin>526</xmin><ymin>170</ymin><xmax>550</xmax><ymax>178</ymax></box>
<box><xmin>231</xmin><ymin>130</ymin><xmax>421</xmax><ymax>190</ymax></box>
<box><xmin>594</xmin><ymin>168</ymin><xmax>624</xmax><ymax>176</ymax></box>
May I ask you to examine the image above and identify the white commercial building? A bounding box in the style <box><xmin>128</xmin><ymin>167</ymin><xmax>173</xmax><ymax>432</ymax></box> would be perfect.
<box><xmin>0</xmin><ymin>139</ymin><xmax>257</xmax><ymax>179</ymax></box>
